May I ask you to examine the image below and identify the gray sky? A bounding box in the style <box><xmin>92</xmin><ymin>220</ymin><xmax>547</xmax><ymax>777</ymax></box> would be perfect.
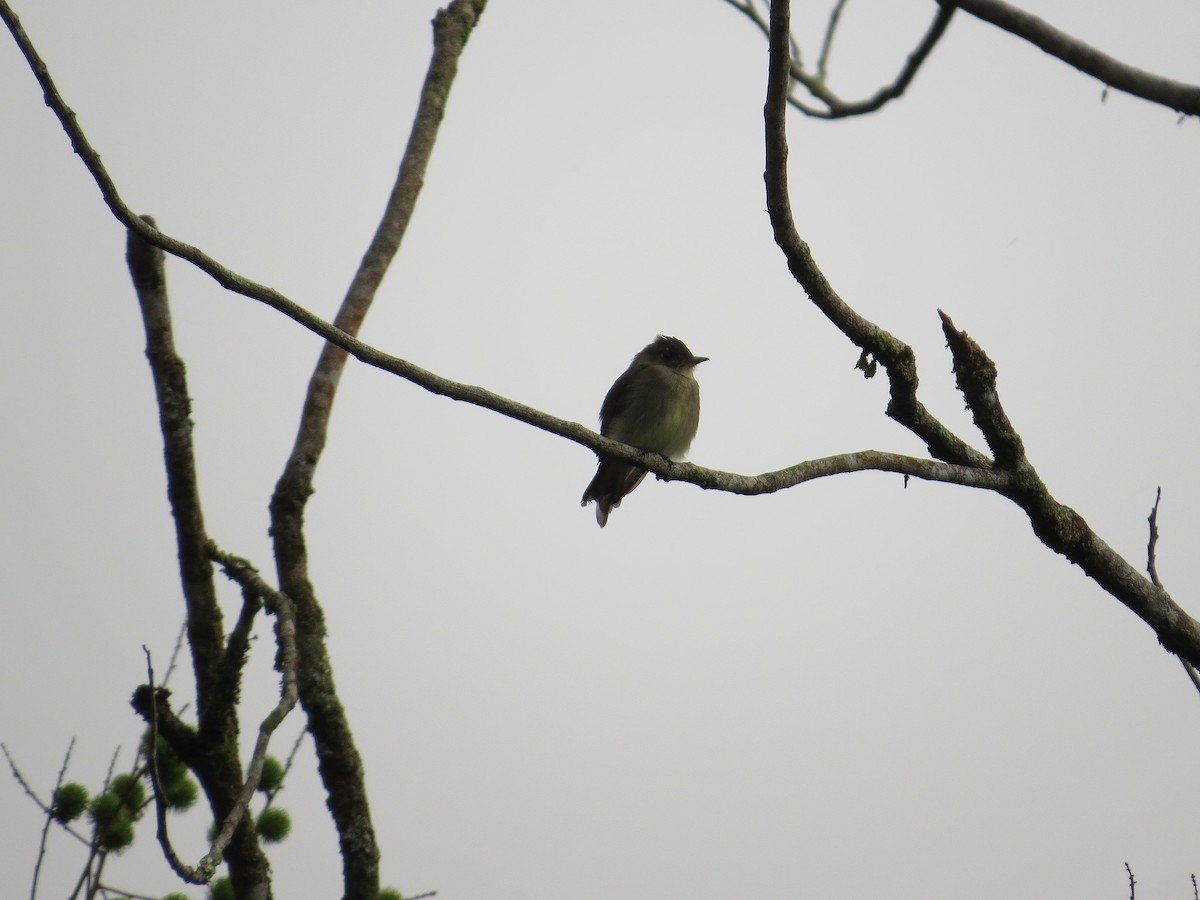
<box><xmin>3</xmin><ymin>1</ymin><xmax>1200</xmax><ymax>898</ymax></box>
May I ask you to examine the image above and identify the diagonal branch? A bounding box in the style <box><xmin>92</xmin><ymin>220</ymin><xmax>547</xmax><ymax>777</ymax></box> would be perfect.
<box><xmin>764</xmin><ymin>0</ymin><xmax>1200</xmax><ymax>669</ymax></box>
<box><xmin>1</xmin><ymin>0</ymin><xmax>1009</xmax><ymax>503</ymax></box>
<box><xmin>267</xmin><ymin>3</ymin><xmax>488</xmax><ymax>898</ymax></box>
<box><xmin>942</xmin><ymin>0</ymin><xmax>1200</xmax><ymax>116</ymax></box>
<box><xmin>1</xmin><ymin>0</ymin><xmax>1006</xmax><ymax>518</ymax></box>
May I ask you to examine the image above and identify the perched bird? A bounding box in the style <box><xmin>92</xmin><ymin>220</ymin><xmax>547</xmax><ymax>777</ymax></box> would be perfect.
<box><xmin>581</xmin><ymin>335</ymin><xmax>708</xmax><ymax>527</ymax></box>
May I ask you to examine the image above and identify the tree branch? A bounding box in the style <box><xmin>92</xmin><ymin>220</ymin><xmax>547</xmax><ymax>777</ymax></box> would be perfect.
<box><xmin>205</xmin><ymin>543</ymin><xmax>299</xmax><ymax>884</ymax></box>
<box><xmin>761</xmin><ymin>1</ymin><xmax>987</xmax><ymax>469</ymax></box>
<box><xmin>764</xmin><ymin>0</ymin><xmax>1200</xmax><ymax>669</ymax></box>
<box><xmin>939</xmin><ymin>310</ymin><xmax>1025</xmax><ymax>469</ymax></box>
<box><xmin>7</xmin><ymin>0</ymin><xmax>976</xmax><ymax>503</ymax></box>
<box><xmin>125</xmin><ymin>217</ymin><xmax>226</xmax><ymax>727</ymax></box>
<box><xmin>33</xmin><ymin>740</ymin><xmax>75</xmax><ymax>900</ymax></box>
<box><xmin>127</xmin><ymin>223</ymin><xmax>273</xmax><ymax>895</ymax></box>
<box><xmin>942</xmin><ymin>0</ymin><xmax>1200</xmax><ymax>116</ymax></box>
<box><xmin>1</xmin><ymin>0</ymin><xmax>1019</xmax><ymax>509</ymax></box>
<box><xmin>1147</xmin><ymin>491</ymin><xmax>1200</xmax><ymax>697</ymax></box>
<box><xmin>724</xmin><ymin>0</ymin><xmax>954</xmax><ymax>118</ymax></box>
<box><xmin>267</xmin><ymin>2</ymin><xmax>487</xmax><ymax>897</ymax></box>
<box><xmin>140</xmin><ymin>652</ymin><xmax>205</xmax><ymax>885</ymax></box>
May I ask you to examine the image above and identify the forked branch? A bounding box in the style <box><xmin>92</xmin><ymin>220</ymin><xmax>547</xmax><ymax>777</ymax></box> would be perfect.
<box><xmin>763</xmin><ymin>0</ymin><xmax>1200</xmax><ymax>666</ymax></box>
<box><xmin>723</xmin><ymin>0</ymin><xmax>954</xmax><ymax>118</ymax></box>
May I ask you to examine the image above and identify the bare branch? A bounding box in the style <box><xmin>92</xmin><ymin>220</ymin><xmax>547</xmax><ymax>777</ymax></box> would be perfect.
<box><xmin>6</xmin><ymin>0</ymin><xmax>974</xmax><ymax>502</ymax></box>
<box><xmin>725</xmin><ymin>0</ymin><xmax>954</xmax><ymax>118</ymax></box>
<box><xmin>1148</xmin><ymin>490</ymin><xmax>1200</xmax><ymax>697</ymax></box>
<box><xmin>127</xmin><ymin>222</ymin><xmax>274</xmax><ymax>893</ymax></box>
<box><xmin>141</xmin><ymin>649</ymin><xmax>204</xmax><ymax>885</ymax></box>
<box><xmin>1146</xmin><ymin>487</ymin><xmax>1163</xmax><ymax>588</ymax></box>
<box><xmin>31</xmin><ymin>739</ymin><xmax>75</xmax><ymax>900</ymax></box>
<box><xmin>816</xmin><ymin>0</ymin><xmax>849</xmax><ymax>82</ymax></box>
<box><xmin>761</xmin><ymin>1</ymin><xmax>986</xmax><ymax>468</ymax></box>
<box><xmin>267</xmin><ymin>2</ymin><xmax>488</xmax><ymax>897</ymax></box>
<box><xmin>261</xmin><ymin>729</ymin><xmax>308</xmax><ymax>811</ymax></box>
<box><xmin>942</xmin><ymin>0</ymin><xmax>1200</xmax><ymax>116</ymax></box>
<box><xmin>762</xmin><ymin>0</ymin><xmax>1200</xmax><ymax>667</ymax></box>
<box><xmin>939</xmin><ymin>310</ymin><xmax>1025</xmax><ymax>469</ymax></box>
<box><xmin>133</xmin><ymin>543</ymin><xmax>300</xmax><ymax>888</ymax></box>
<box><xmin>93</xmin><ymin>886</ymin><xmax>162</xmax><ymax>900</ymax></box>
<box><xmin>162</xmin><ymin>622</ymin><xmax>188</xmax><ymax>687</ymax></box>
<box><xmin>205</xmin><ymin>544</ymin><xmax>299</xmax><ymax>882</ymax></box>
<box><xmin>126</xmin><ymin>217</ymin><xmax>225</xmax><ymax>727</ymax></box>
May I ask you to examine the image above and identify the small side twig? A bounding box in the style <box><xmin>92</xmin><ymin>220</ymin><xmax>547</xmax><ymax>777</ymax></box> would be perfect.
<box><xmin>94</xmin><ymin>884</ymin><xmax>162</xmax><ymax>900</ymax></box>
<box><xmin>262</xmin><ymin>728</ymin><xmax>308</xmax><ymax>811</ymax></box>
<box><xmin>3</xmin><ymin>743</ymin><xmax>95</xmax><ymax>856</ymax></box>
<box><xmin>1126</xmin><ymin>861</ymin><xmax>1136</xmax><ymax>900</ymax></box>
<box><xmin>1146</xmin><ymin>486</ymin><xmax>1162</xmax><ymax>587</ymax></box>
<box><xmin>162</xmin><ymin>621</ymin><xmax>188</xmax><ymax>686</ymax></box>
<box><xmin>31</xmin><ymin>738</ymin><xmax>75</xmax><ymax>900</ymax></box>
<box><xmin>724</xmin><ymin>0</ymin><xmax>954</xmax><ymax>118</ymax></box>
<box><xmin>816</xmin><ymin>0</ymin><xmax>849</xmax><ymax>81</ymax></box>
<box><xmin>142</xmin><ymin>647</ymin><xmax>203</xmax><ymax>885</ymax></box>
<box><xmin>1149</xmin><ymin>489</ymin><xmax>1200</xmax><ymax>697</ymax></box>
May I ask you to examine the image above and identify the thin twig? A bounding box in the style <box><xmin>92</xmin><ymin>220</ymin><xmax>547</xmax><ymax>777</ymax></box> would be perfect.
<box><xmin>1146</xmin><ymin>486</ymin><xmax>1162</xmax><ymax>587</ymax></box>
<box><xmin>31</xmin><ymin>739</ymin><xmax>76</xmax><ymax>900</ymax></box>
<box><xmin>94</xmin><ymin>885</ymin><xmax>162</xmax><ymax>900</ymax></box>
<box><xmin>162</xmin><ymin>622</ymin><xmax>188</xmax><ymax>687</ymax></box>
<box><xmin>262</xmin><ymin>728</ymin><xmax>308</xmax><ymax>810</ymax></box>
<box><xmin>816</xmin><ymin>0</ymin><xmax>849</xmax><ymax>81</ymax></box>
<box><xmin>1126</xmin><ymin>861</ymin><xmax>1136</xmax><ymax>900</ymax></box>
<box><xmin>1150</xmin><ymin>490</ymin><xmax>1200</xmax><ymax>697</ymax></box>
<box><xmin>725</xmin><ymin>0</ymin><xmax>954</xmax><ymax>117</ymax></box>
<box><xmin>2</xmin><ymin>746</ymin><xmax>95</xmax><ymax>856</ymax></box>
<box><xmin>142</xmin><ymin>648</ymin><xmax>202</xmax><ymax>884</ymax></box>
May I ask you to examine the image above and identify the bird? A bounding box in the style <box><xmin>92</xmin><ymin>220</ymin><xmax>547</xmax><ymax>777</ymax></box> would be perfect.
<box><xmin>581</xmin><ymin>335</ymin><xmax>708</xmax><ymax>527</ymax></box>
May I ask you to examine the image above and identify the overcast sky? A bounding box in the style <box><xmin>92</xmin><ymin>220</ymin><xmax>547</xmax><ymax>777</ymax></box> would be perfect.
<box><xmin>3</xmin><ymin>1</ymin><xmax>1200</xmax><ymax>898</ymax></box>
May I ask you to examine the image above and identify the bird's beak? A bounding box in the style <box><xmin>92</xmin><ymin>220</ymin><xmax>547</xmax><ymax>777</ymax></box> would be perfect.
<box><xmin>692</xmin><ymin>356</ymin><xmax>710</xmax><ymax>366</ymax></box>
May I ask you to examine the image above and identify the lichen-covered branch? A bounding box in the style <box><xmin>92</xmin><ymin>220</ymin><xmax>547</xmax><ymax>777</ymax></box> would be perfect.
<box><xmin>267</xmin><ymin>3</ymin><xmax>488</xmax><ymax>898</ymax></box>
<box><xmin>126</xmin><ymin>224</ymin><xmax>274</xmax><ymax>895</ymax></box>
<box><xmin>206</xmin><ymin>543</ymin><xmax>299</xmax><ymax>885</ymax></box>
<box><xmin>125</xmin><ymin>217</ymin><xmax>225</xmax><ymax>727</ymax></box>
